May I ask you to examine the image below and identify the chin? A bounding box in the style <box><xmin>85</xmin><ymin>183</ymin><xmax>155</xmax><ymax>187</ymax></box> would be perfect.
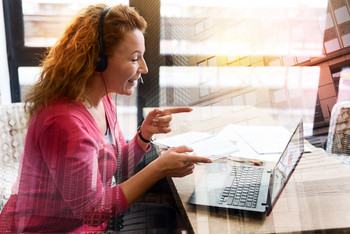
<box><xmin>123</xmin><ymin>88</ymin><xmax>135</xmax><ymax>96</ymax></box>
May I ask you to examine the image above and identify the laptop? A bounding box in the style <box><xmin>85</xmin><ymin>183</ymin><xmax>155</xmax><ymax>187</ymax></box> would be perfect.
<box><xmin>188</xmin><ymin>120</ymin><xmax>304</xmax><ymax>216</ymax></box>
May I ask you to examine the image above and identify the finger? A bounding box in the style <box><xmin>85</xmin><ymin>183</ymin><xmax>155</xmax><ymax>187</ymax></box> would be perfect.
<box><xmin>184</xmin><ymin>161</ymin><xmax>194</xmax><ymax>167</ymax></box>
<box><xmin>163</xmin><ymin>107</ymin><xmax>192</xmax><ymax>115</ymax></box>
<box><xmin>183</xmin><ymin>164</ymin><xmax>195</xmax><ymax>175</ymax></box>
<box><xmin>146</xmin><ymin>108</ymin><xmax>163</xmax><ymax>120</ymax></box>
<box><xmin>179</xmin><ymin>154</ymin><xmax>212</xmax><ymax>163</ymax></box>
<box><xmin>185</xmin><ymin>162</ymin><xmax>195</xmax><ymax>167</ymax></box>
<box><xmin>152</xmin><ymin>115</ymin><xmax>172</xmax><ymax>125</ymax></box>
<box><xmin>154</xmin><ymin>127</ymin><xmax>172</xmax><ymax>134</ymax></box>
<box><xmin>169</xmin><ymin>145</ymin><xmax>194</xmax><ymax>153</ymax></box>
<box><xmin>178</xmin><ymin>164</ymin><xmax>195</xmax><ymax>175</ymax></box>
<box><xmin>152</xmin><ymin>122</ymin><xmax>171</xmax><ymax>129</ymax></box>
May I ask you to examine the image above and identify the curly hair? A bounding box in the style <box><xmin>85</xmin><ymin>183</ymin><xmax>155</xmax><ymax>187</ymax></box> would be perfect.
<box><xmin>24</xmin><ymin>3</ymin><xmax>147</xmax><ymax>121</ymax></box>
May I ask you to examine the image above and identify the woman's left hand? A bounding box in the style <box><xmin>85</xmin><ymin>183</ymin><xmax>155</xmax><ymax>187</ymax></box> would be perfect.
<box><xmin>139</xmin><ymin>107</ymin><xmax>192</xmax><ymax>142</ymax></box>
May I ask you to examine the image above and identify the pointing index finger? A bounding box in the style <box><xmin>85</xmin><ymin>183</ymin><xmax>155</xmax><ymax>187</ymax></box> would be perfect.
<box><xmin>180</xmin><ymin>154</ymin><xmax>212</xmax><ymax>163</ymax></box>
<box><xmin>163</xmin><ymin>107</ymin><xmax>193</xmax><ymax>115</ymax></box>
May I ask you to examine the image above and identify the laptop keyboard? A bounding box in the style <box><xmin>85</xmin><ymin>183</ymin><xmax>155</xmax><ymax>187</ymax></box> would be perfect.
<box><xmin>218</xmin><ymin>166</ymin><xmax>263</xmax><ymax>208</ymax></box>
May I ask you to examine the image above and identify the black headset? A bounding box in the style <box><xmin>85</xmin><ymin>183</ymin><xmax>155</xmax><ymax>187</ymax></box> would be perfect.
<box><xmin>95</xmin><ymin>7</ymin><xmax>111</xmax><ymax>72</ymax></box>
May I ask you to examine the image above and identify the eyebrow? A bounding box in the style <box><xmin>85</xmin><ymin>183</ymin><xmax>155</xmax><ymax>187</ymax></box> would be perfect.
<box><xmin>131</xmin><ymin>50</ymin><xmax>142</xmax><ymax>55</ymax></box>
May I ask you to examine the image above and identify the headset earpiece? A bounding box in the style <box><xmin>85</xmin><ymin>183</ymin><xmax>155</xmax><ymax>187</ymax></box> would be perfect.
<box><xmin>95</xmin><ymin>54</ymin><xmax>108</xmax><ymax>72</ymax></box>
<box><xmin>95</xmin><ymin>7</ymin><xmax>111</xmax><ymax>72</ymax></box>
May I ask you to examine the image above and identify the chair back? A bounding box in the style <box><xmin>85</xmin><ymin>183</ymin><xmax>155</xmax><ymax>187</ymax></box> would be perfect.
<box><xmin>0</xmin><ymin>103</ymin><xmax>27</xmax><ymax>210</ymax></box>
<box><xmin>326</xmin><ymin>101</ymin><xmax>350</xmax><ymax>156</ymax></box>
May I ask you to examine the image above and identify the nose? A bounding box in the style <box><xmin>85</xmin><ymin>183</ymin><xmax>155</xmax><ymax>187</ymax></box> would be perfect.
<box><xmin>139</xmin><ymin>57</ymin><xmax>148</xmax><ymax>74</ymax></box>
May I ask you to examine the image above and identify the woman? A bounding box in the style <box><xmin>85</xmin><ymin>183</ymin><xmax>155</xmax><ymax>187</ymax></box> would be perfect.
<box><xmin>0</xmin><ymin>4</ymin><xmax>211</xmax><ymax>233</ymax></box>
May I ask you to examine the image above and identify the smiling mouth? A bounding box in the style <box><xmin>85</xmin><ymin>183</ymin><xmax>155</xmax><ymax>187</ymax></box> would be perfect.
<box><xmin>128</xmin><ymin>79</ymin><xmax>138</xmax><ymax>85</ymax></box>
<box><xmin>128</xmin><ymin>77</ymin><xmax>141</xmax><ymax>83</ymax></box>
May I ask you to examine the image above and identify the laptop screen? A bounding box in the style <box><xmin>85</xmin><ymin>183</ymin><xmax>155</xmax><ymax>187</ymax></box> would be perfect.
<box><xmin>268</xmin><ymin>120</ymin><xmax>304</xmax><ymax>211</ymax></box>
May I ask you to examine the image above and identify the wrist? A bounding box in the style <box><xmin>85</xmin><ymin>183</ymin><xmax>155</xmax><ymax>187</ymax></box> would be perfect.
<box><xmin>149</xmin><ymin>159</ymin><xmax>165</xmax><ymax>180</ymax></box>
<box><xmin>137</xmin><ymin>126</ymin><xmax>152</xmax><ymax>143</ymax></box>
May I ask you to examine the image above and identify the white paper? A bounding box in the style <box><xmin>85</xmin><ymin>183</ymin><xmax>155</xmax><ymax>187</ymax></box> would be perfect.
<box><xmin>153</xmin><ymin>131</ymin><xmax>212</xmax><ymax>148</ymax></box>
<box><xmin>226</xmin><ymin>124</ymin><xmax>292</xmax><ymax>154</ymax></box>
<box><xmin>152</xmin><ymin>131</ymin><xmax>239</xmax><ymax>160</ymax></box>
<box><xmin>217</xmin><ymin>124</ymin><xmax>288</xmax><ymax>162</ymax></box>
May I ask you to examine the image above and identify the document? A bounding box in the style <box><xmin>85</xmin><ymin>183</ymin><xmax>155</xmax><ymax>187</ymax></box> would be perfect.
<box><xmin>217</xmin><ymin>124</ymin><xmax>293</xmax><ymax>162</ymax></box>
<box><xmin>228</xmin><ymin>125</ymin><xmax>292</xmax><ymax>154</ymax></box>
<box><xmin>152</xmin><ymin>131</ymin><xmax>239</xmax><ymax>160</ymax></box>
<box><xmin>153</xmin><ymin>124</ymin><xmax>308</xmax><ymax>162</ymax></box>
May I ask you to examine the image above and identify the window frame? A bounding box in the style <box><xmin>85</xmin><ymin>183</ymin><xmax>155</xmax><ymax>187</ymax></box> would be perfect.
<box><xmin>3</xmin><ymin>0</ymin><xmax>46</xmax><ymax>102</ymax></box>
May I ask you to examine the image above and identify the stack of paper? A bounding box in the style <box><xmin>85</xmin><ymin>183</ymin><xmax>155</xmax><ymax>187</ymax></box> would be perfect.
<box><xmin>152</xmin><ymin>123</ymin><xmax>310</xmax><ymax>162</ymax></box>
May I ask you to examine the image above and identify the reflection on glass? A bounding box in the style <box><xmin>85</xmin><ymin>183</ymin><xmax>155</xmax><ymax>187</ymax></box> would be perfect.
<box><xmin>159</xmin><ymin>66</ymin><xmax>320</xmax><ymax>136</ymax></box>
<box><xmin>160</xmin><ymin>0</ymin><xmax>328</xmax><ymax>56</ymax></box>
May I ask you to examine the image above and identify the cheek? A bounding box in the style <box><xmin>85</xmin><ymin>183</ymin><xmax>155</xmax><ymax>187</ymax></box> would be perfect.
<box><xmin>124</xmin><ymin>69</ymin><xmax>136</xmax><ymax>80</ymax></box>
<box><xmin>118</xmin><ymin>65</ymin><xmax>137</xmax><ymax>79</ymax></box>
<box><xmin>105</xmin><ymin>62</ymin><xmax>137</xmax><ymax>86</ymax></box>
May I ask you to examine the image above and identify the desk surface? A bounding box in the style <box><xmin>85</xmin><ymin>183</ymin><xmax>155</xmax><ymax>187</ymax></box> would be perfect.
<box><xmin>145</xmin><ymin>106</ymin><xmax>350</xmax><ymax>233</ymax></box>
<box><xmin>169</xmin><ymin>148</ymin><xmax>350</xmax><ymax>233</ymax></box>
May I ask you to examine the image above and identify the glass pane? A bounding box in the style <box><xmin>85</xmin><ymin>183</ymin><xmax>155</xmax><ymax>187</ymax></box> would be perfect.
<box><xmin>18</xmin><ymin>66</ymin><xmax>41</xmax><ymax>100</ymax></box>
<box><xmin>157</xmin><ymin>0</ymin><xmax>328</xmax><ymax>137</ymax></box>
<box><xmin>22</xmin><ymin>0</ymin><xmax>129</xmax><ymax>47</ymax></box>
<box><xmin>160</xmin><ymin>0</ymin><xmax>328</xmax><ymax>57</ymax></box>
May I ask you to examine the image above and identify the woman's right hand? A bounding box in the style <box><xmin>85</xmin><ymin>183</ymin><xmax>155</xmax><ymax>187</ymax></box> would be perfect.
<box><xmin>121</xmin><ymin>145</ymin><xmax>212</xmax><ymax>206</ymax></box>
<box><xmin>153</xmin><ymin>145</ymin><xmax>212</xmax><ymax>178</ymax></box>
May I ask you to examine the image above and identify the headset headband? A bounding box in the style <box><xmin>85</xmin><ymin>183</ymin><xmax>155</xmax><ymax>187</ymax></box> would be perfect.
<box><xmin>96</xmin><ymin>7</ymin><xmax>111</xmax><ymax>72</ymax></box>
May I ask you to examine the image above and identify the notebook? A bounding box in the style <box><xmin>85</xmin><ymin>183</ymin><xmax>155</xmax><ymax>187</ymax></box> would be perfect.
<box><xmin>188</xmin><ymin>120</ymin><xmax>304</xmax><ymax>216</ymax></box>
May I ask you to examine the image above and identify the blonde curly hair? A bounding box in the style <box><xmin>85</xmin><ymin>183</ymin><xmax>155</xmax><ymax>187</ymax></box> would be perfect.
<box><xmin>25</xmin><ymin>3</ymin><xmax>147</xmax><ymax>121</ymax></box>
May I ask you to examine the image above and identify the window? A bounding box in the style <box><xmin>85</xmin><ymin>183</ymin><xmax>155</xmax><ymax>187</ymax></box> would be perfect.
<box><xmin>4</xmin><ymin>0</ymin><xmax>128</xmax><ymax>102</ymax></box>
<box><xmin>158</xmin><ymin>0</ymin><xmax>329</xmax><ymax>136</ymax></box>
<box><xmin>4</xmin><ymin>0</ymin><xmax>137</xmax><ymax>138</ymax></box>
<box><xmin>22</xmin><ymin>0</ymin><xmax>128</xmax><ymax>48</ymax></box>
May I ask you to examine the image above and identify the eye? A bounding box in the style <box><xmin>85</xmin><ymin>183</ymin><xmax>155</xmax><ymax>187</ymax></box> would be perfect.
<box><xmin>131</xmin><ymin>58</ymin><xmax>139</xmax><ymax>62</ymax></box>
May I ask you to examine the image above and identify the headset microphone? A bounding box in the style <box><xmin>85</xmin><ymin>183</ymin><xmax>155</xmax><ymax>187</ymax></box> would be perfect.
<box><xmin>139</xmin><ymin>77</ymin><xmax>144</xmax><ymax>85</ymax></box>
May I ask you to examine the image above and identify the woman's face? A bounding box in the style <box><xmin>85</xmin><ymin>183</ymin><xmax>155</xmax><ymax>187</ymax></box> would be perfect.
<box><xmin>103</xmin><ymin>29</ymin><xmax>148</xmax><ymax>96</ymax></box>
